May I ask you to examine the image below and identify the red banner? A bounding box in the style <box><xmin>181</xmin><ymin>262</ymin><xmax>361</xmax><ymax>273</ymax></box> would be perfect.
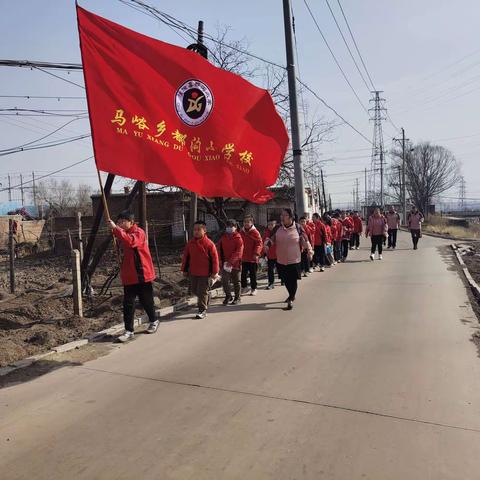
<box><xmin>77</xmin><ymin>6</ymin><xmax>289</xmax><ymax>203</ymax></box>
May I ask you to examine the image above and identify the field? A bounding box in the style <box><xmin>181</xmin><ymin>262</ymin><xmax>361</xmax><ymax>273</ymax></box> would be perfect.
<box><xmin>0</xmin><ymin>249</ymin><xmax>187</xmax><ymax>367</ymax></box>
<box><xmin>423</xmin><ymin>214</ymin><xmax>480</xmax><ymax>239</ymax></box>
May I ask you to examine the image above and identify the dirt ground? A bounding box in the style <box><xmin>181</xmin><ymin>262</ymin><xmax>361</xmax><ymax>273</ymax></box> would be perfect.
<box><xmin>0</xmin><ymin>249</ymin><xmax>187</xmax><ymax>368</ymax></box>
<box><xmin>456</xmin><ymin>242</ymin><xmax>480</xmax><ymax>353</ymax></box>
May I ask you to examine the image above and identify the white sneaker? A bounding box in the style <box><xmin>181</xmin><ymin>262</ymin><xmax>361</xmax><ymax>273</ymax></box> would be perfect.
<box><xmin>241</xmin><ymin>287</ymin><xmax>250</xmax><ymax>295</ymax></box>
<box><xmin>379</xmin><ymin>255</ymin><xmax>383</xmax><ymax>260</ymax></box>
<box><xmin>309</xmin><ymin>268</ymin><xmax>314</xmax><ymax>273</ymax></box>
<box><xmin>370</xmin><ymin>253</ymin><xmax>375</xmax><ymax>261</ymax></box>
<box><xmin>250</xmin><ymin>289</ymin><xmax>257</xmax><ymax>296</ymax></box>
<box><xmin>320</xmin><ymin>267</ymin><xmax>325</xmax><ymax>272</ymax></box>
<box><xmin>195</xmin><ymin>311</ymin><xmax>207</xmax><ymax>319</ymax></box>
<box><xmin>147</xmin><ymin>320</ymin><xmax>159</xmax><ymax>334</ymax></box>
<box><xmin>118</xmin><ymin>331</ymin><xmax>134</xmax><ymax>342</ymax></box>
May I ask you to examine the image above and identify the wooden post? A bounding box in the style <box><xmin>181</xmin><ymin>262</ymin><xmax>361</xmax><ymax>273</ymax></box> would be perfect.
<box><xmin>77</xmin><ymin>211</ymin><xmax>83</xmax><ymax>263</ymax></box>
<box><xmin>81</xmin><ymin>173</ymin><xmax>115</xmax><ymax>286</ymax></box>
<box><xmin>67</xmin><ymin>229</ymin><xmax>73</xmax><ymax>251</ymax></box>
<box><xmin>151</xmin><ymin>223</ymin><xmax>162</xmax><ymax>280</ymax></box>
<box><xmin>49</xmin><ymin>216</ymin><xmax>56</xmax><ymax>253</ymax></box>
<box><xmin>8</xmin><ymin>219</ymin><xmax>15</xmax><ymax>294</ymax></box>
<box><xmin>71</xmin><ymin>249</ymin><xmax>83</xmax><ymax>317</ymax></box>
<box><xmin>182</xmin><ymin>212</ymin><xmax>188</xmax><ymax>243</ymax></box>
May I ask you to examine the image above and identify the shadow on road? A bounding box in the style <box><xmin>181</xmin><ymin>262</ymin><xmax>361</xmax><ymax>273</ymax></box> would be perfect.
<box><xmin>0</xmin><ymin>344</ymin><xmax>116</xmax><ymax>390</ymax></box>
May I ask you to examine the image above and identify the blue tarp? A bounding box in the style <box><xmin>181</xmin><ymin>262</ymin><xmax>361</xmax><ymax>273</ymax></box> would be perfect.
<box><xmin>0</xmin><ymin>201</ymin><xmax>38</xmax><ymax>216</ymax></box>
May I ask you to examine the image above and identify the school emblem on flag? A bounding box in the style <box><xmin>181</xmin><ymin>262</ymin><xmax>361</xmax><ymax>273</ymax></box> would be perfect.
<box><xmin>175</xmin><ymin>79</ymin><xmax>214</xmax><ymax>127</ymax></box>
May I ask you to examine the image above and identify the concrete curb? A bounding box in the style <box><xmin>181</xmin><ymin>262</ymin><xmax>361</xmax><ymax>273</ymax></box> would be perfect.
<box><xmin>451</xmin><ymin>243</ymin><xmax>480</xmax><ymax>299</ymax></box>
<box><xmin>0</xmin><ymin>285</ymin><xmax>227</xmax><ymax>377</ymax></box>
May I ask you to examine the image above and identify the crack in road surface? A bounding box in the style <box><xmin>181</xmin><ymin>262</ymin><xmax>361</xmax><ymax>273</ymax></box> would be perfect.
<box><xmin>81</xmin><ymin>365</ymin><xmax>480</xmax><ymax>435</ymax></box>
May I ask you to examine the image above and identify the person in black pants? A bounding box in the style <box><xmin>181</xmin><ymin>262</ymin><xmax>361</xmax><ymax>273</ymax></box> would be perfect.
<box><xmin>240</xmin><ymin>215</ymin><xmax>263</xmax><ymax>295</ymax></box>
<box><xmin>109</xmin><ymin>210</ymin><xmax>159</xmax><ymax>342</ymax></box>
<box><xmin>386</xmin><ymin>206</ymin><xmax>400</xmax><ymax>249</ymax></box>
<box><xmin>265</xmin><ymin>209</ymin><xmax>313</xmax><ymax>310</ymax></box>
<box><xmin>299</xmin><ymin>217</ymin><xmax>311</xmax><ymax>276</ymax></box>
<box><xmin>339</xmin><ymin>211</ymin><xmax>354</xmax><ymax>262</ymax></box>
<box><xmin>371</xmin><ymin>235</ymin><xmax>384</xmax><ymax>258</ymax></box>
<box><xmin>366</xmin><ymin>207</ymin><xmax>388</xmax><ymax>261</ymax></box>
<box><xmin>123</xmin><ymin>283</ymin><xmax>156</xmax><ymax>333</ymax></box>
<box><xmin>262</xmin><ymin>220</ymin><xmax>278</xmax><ymax>289</ymax></box>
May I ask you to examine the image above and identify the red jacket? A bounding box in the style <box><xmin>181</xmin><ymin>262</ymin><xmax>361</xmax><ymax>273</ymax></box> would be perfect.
<box><xmin>262</xmin><ymin>228</ymin><xmax>277</xmax><ymax>260</ymax></box>
<box><xmin>331</xmin><ymin>218</ymin><xmax>342</xmax><ymax>242</ymax></box>
<box><xmin>181</xmin><ymin>234</ymin><xmax>219</xmax><ymax>277</ymax></box>
<box><xmin>341</xmin><ymin>217</ymin><xmax>354</xmax><ymax>240</ymax></box>
<box><xmin>305</xmin><ymin>221</ymin><xmax>316</xmax><ymax>247</ymax></box>
<box><xmin>313</xmin><ymin>220</ymin><xmax>327</xmax><ymax>246</ymax></box>
<box><xmin>217</xmin><ymin>232</ymin><xmax>244</xmax><ymax>270</ymax></box>
<box><xmin>352</xmin><ymin>216</ymin><xmax>363</xmax><ymax>234</ymax></box>
<box><xmin>241</xmin><ymin>226</ymin><xmax>263</xmax><ymax>263</ymax></box>
<box><xmin>113</xmin><ymin>224</ymin><xmax>155</xmax><ymax>286</ymax></box>
<box><xmin>324</xmin><ymin>225</ymin><xmax>333</xmax><ymax>244</ymax></box>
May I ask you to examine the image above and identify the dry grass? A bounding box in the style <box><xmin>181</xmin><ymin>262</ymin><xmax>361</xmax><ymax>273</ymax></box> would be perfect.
<box><xmin>423</xmin><ymin>215</ymin><xmax>480</xmax><ymax>239</ymax></box>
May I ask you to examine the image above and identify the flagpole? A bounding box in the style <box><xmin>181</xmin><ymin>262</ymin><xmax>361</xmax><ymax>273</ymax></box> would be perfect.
<box><xmin>187</xmin><ymin>20</ymin><xmax>208</xmax><ymax>239</ymax></box>
<box><xmin>96</xmin><ymin>169</ymin><xmax>121</xmax><ymax>266</ymax></box>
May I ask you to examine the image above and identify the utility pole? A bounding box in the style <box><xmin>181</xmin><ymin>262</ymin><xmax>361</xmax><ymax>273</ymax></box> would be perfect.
<box><xmin>283</xmin><ymin>0</ymin><xmax>306</xmax><ymax>215</ymax></box>
<box><xmin>187</xmin><ymin>21</ymin><xmax>208</xmax><ymax>237</ymax></box>
<box><xmin>397</xmin><ymin>166</ymin><xmax>402</xmax><ymax>206</ymax></box>
<box><xmin>32</xmin><ymin>171</ymin><xmax>37</xmax><ymax>210</ymax></box>
<box><xmin>364</xmin><ymin>167</ymin><xmax>367</xmax><ymax>216</ymax></box>
<box><xmin>7</xmin><ymin>174</ymin><xmax>12</xmax><ymax>202</ymax></box>
<box><xmin>355</xmin><ymin>178</ymin><xmax>359</xmax><ymax>210</ymax></box>
<box><xmin>20</xmin><ymin>174</ymin><xmax>24</xmax><ymax>205</ymax></box>
<box><xmin>320</xmin><ymin>169</ymin><xmax>327</xmax><ymax>213</ymax></box>
<box><xmin>328</xmin><ymin>194</ymin><xmax>332</xmax><ymax>211</ymax></box>
<box><xmin>394</xmin><ymin>128</ymin><xmax>409</xmax><ymax>224</ymax></box>
<box><xmin>401</xmin><ymin>128</ymin><xmax>406</xmax><ymax>223</ymax></box>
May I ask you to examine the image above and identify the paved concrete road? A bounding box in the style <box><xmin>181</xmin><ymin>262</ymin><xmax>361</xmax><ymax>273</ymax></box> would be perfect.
<box><xmin>2</xmin><ymin>232</ymin><xmax>480</xmax><ymax>480</ymax></box>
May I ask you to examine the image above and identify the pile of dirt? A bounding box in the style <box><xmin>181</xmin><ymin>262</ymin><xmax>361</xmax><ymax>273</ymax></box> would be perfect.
<box><xmin>0</xmin><ymin>250</ymin><xmax>188</xmax><ymax>367</ymax></box>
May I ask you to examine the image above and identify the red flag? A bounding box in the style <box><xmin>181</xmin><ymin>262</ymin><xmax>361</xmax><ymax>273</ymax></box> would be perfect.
<box><xmin>77</xmin><ymin>6</ymin><xmax>289</xmax><ymax>203</ymax></box>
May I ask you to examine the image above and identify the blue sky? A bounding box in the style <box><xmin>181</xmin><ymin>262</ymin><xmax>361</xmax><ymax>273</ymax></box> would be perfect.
<box><xmin>1</xmin><ymin>0</ymin><xmax>479</xmax><ymax>207</ymax></box>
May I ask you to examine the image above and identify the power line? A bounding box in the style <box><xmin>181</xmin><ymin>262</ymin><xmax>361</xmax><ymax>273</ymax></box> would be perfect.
<box><xmin>0</xmin><ymin>156</ymin><xmax>94</xmax><ymax>193</ymax></box>
<box><xmin>302</xmin><ymin>0</ymin><xmax>369</xmax><ymax>115</ymax></box>
<box><xmin>119</xmin><ymin>0</ymin><xmax>286</xmax><ymax>69</ymax></box>
<box><xmin>297</xmin><ymin>78</ymin><xmax>372</xmax><ymax>144</ymax></box>
<box><xmin>32</xmin><ymin>66</ymin><xmax>86</xmax><ymax>89</ymax></box>
<box><xmin>0</xmin><ymin>59</ymin><xmax>82</xmax><ymax>70</ymax></box>
<box><xmin>0</xmin><ymin>133</ymin><xmax>91</xmax><ymax>156</ymax></box>
<box><xmin>0</xmin><ymin>118</ymin><xmax>85</xmax><ymax>152</ymax></box>
<box><xmin>324</xmin><ymin>0</ymin><xmax>370</xmax><ymax>91</ymax></box>
<box><xmin>0</xmin><ymin>95</ymin><xmax>86</xmax><ymax>100</ymax></box>
<box><xmin>336</xmin><ymin>0</ymin><xmax>375</xmax><ymax>90</ymax></box>
<box><xmin>118</xmin><ymin>0</ymin><xmax>373</xmax><ymax>147</ymax></box>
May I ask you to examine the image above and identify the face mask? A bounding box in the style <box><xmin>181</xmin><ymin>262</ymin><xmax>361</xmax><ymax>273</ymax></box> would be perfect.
<box><xmin>226</xmin><ymin>227</ymin><xmax>233</xmax><ymax>234</ymax></box>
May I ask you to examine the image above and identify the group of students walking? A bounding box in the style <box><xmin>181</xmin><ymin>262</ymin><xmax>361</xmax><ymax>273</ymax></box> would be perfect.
<box><xmin>108</xmin><ymin>204</ymin><xmax>425</xmax><ymax>342</ymax></box>
<box><xmin>366</xmin><ymin>205</ymin><xmax>425</xmax><ymax>260</ymax></box>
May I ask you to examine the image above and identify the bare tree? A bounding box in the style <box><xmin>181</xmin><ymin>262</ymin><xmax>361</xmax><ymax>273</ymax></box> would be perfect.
<box><xmin>35</xmin><ymin>179</ymin><xmax>93</xmax><ymax>216</ymax></box>
<box><xmin>390</xmin><ymin>142</ymin><xmax>460</xmax><ymax>216</ymax></box>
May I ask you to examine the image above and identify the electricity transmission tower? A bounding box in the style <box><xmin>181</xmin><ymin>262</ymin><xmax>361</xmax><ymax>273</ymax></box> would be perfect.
<box><xmin>368</xmin><ymin>91</ymin><xmax>387</xmax><ymax>207</ymax></box>
<box><xmin>459</xmin><ymin>176</ymin><xmax>466</xmax><ymax>212</ymax></box>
